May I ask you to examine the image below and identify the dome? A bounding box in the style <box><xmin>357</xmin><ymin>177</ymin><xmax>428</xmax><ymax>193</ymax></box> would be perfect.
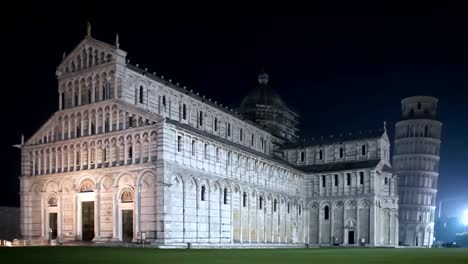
<box><xmin>239</xmin><ymin>71</ymin><xmax>300</xmax><ymax>144</ymax></box>
<box><xmin>240</xmin><ymin>71</ymin><xmax>287</xmax><ymax>111</ymax></box>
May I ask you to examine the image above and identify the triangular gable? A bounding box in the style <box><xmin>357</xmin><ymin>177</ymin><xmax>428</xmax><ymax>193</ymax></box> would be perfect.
<box><xmin>24</xmin><ymin>113</ymin><xmax>60</xmax><ymax>146</ymax></box>
<box><xmin>24</xmin><ymin>99</ymin><xmax>163</xmax><ymax>147</ymax></box>
<box><xmin>56</xmin><ymin>36</ymin><xmax>124</xmax><ymax>77</ymax></box>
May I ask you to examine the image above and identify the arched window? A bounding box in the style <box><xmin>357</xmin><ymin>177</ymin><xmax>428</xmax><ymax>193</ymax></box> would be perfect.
<box><xmin>273</xmin><ymin>199</ymin><xmax>277</xmax><ymax>212</ymax></box>
<box><xmin>128</xmin><ymin>145</ymin><xmax>133</xmax><ymax>159</ymax></box>
<box><xmin>322</xmin><ymin>175</ymin><xmax>326</xmax><ymax>187</ymax></box>
<box><xmin>76</xmin><ymin>150</ymin><xmax>81</xmax><ymax>165</ymax></box>
<box><xmin>287</xmin><ymin>202</ymin><xmax>290</xmax><ymax>214</ymax></box>
<box><xmin>88</xmin><ymin>89</ymin><xmax>92</xmax><ymax>103</ymax></box>
<box><xmin>199</xmin><ymin>111</ymin><xmax>203</xmax><ymax>126</ymax></box>
<box><xmin>102</xmin><ymin>85</ymin><xmax>107</xmax><ymax>100</ymax></box>
<box><xmin>242</xmin><ymin>192</ymin><xmax>247</xmax><ymax>207</ymax></box>
<box><xmin>251</xmin><ymin>134</ymin><xmax>255</xmax><ymax>146</ymax></box>
<box><xmin>361</xmin><ymin>144</ymin><xmax>366</xmax><ymax>156</ymax></box>
<box><xmin>339</xmin><ymin>147</ymin><xmax>344</xmax><ymax>158</ymax></box>
<box><xmin>319</xmin><ymin>149</ymin><xmax>323</xmax><ymax>160</ymax></box>
<box><xmin>104</xmin><ymin>118</ymin><xmax>109</xmax><ymax>133</ymax></box>
<box><xmin>324</xmin><ymin>205</ymin><xmax>330</xmax><ymax>220</ymax></box>
<box><xmin>259</xmin><ymin>196</ymin><xmax>263</xmax><ymax>210</ymax></box>
<box><xmin>139</xmin><ymin>86</ymin><xmax>144</xmax><ymax>104</ymax></box>
<box><xmin>91</xmin><ymin>122</ymin><xmax>95</xmax><ymax>135</ymax></box>
<box><xmin>90</xmin><ymin>148</ymin><xmax>95</xmax><ymax>163</ymax></box>
<box><xmin>177</xmin><ymin>136</ymin><xmax>182</xmax><ymax>152</ymax></box>
<box><xmin>192</xmin><ymin>140</ymin><xmax>196</xmax><ymax>156</ymax></box>
<box><xmin>359</xmin><ymin>171</ymin><xmax>364</xmax><ymax>184</ymax></box>
<box><xmin>223</xmin><ymin>188</ymin><xmax>228</xmax><ymax>205</ymax></box>
<box><xmin>347</xmin><ymin>173</ymin><xmax>351</xmax><ymax>186</ymax></box>
<box><xmin>239</xmin><ymin>128</ymin><xmax>243</xmax><ymax>141</ymax></box>
<box><xmin>48</xmin><ymin>196</ymin><xmax>57</xmax><ymax>207</ymax></box>
<box><xmin>76</xmin><ymin>125</ymin><xmax>81</xmax><ymax>137</ymax></box>
<box><xmin>214</xmin><ymin>118</ymin><xmax>218</xmax><ymax>131</ymax></box>
<box><xmin>74</xmin><ymin>93</ymin><xmax>79</xmax><ymax>106</ymax></box>
<box><xmin>103</xmin><ymin>147</ymin><xmax>108</xmax><ymax>162</ymax></box>
<box><xmin>162</xmin><ymin>95</ymin><xmax>166</xmax><ymax>109</ymax></box>
<box><xmin>204</xmin><ymin>144</ymin><xmax>209</xmax><ymax>159</ymax></box>
<box><xmin>182</xmin><ymin>104</ymin><xmax>187</xmax><ymax>120</ymax></box>
<box><xmin>60</xmin><ymin>92</ymin><xmax>65</xmax><ymax>110</ymax></box>
<box><xmin>300</xmin><ymin>151</ymin><xmax>305</xmax><ymax>162</ymax></box>
<box><xmin>227</xmin><ymin>123</ymin><xmax>231</xmax><ymax>137</ymax></box>
<box><xmin>121</xmin><ymin>191</ymin><xmax>134</xmax><ymax>203</ymax></box>
<box><xmin>334</xmin><ymin>174</ymin><xmax>339</xmax><ymax>186</ymax></box>
<box><xmin>201</xmin><ymin>186</ymin><xmax>206</xmax><ymax>201</ymax></box>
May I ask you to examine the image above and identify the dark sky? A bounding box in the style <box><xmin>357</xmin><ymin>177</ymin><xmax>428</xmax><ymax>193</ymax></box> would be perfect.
<box><xmin>1</xmin><ymin>2</ymin><xmax>467</xmax><ymax>217</ymax></box>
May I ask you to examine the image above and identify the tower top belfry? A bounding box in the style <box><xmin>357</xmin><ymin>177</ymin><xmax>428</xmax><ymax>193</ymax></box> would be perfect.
<box><xmin>400</xmin><ymin>96</ymin><xmax>439</xmax><ymax>120</ymax></box>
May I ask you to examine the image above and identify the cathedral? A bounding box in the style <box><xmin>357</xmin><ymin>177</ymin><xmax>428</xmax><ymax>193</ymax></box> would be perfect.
<box><xmin>18</xmin><ymin>28</ymin><xmax>439</xmax><ymax>248</ymax></box>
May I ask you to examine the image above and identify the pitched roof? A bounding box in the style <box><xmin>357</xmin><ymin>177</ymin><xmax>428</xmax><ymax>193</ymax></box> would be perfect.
<box><xmin>299</xmin><ymin>159</ymin><xmax>381</xmax><ymax>173</ymax></box>
<box><xmin>127</xmin><ymin>64</ymin><xmax>274</xmax><ymax>134</ymax></box>
<box><xmin>165</xmin><ymin>119</ymin><xmax>301</xmax><ymax>172</ymax></box>
<box><xmin>284</xmin><ymin>128</ymin><xmax>386</xmax><ymax>149</ymax></box>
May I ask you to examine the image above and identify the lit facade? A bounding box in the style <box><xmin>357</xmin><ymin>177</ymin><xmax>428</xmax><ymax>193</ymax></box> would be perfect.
<box><xmin>19</xmin><ymin>32</ymin><xmax>399</xmax><ymax>248</ymax></box>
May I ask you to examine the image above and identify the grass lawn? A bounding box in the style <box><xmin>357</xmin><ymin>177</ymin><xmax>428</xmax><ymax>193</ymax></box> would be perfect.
<box><xmin>1</xmin><ymin>247</ymin><xmax>468</xmax><ymax>264</ymax></box>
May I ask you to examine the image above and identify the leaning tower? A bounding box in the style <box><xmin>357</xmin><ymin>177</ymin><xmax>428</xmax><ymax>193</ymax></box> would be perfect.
<box><xmin>393</xmin><ymin>96</ymin><xmax>442</xmax><ymax>247</ymax></box>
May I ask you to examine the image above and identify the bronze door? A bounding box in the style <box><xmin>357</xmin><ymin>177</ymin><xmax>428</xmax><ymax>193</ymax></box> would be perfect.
<box><xmin>49</xmin><ymin>213</ymin><xmax>58</xmax><ymax>239</ymax></box>
<box><xmin>122</xmin><ymin>210</ymin><xmax>133</xmax><ymax>242</ymax></box>
<box><xmin>82</xmin><ymin>202</ymin><xmax>94</xmax><ymax>241</ymax></box>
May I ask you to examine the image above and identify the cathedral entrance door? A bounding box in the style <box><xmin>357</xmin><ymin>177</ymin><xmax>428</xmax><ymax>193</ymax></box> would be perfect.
<box><xmin>82</xmin><ymin>201</ymin><xmax>94</xmax><ymax>241</ymax></box>
<box><xmin>348</xmin><ymin>231</ymin><xmax>355</xmax><ymax>244</ymax></box>
<box><xmin>122</xmin><ymin>210</ymin><xmax>133</xmax><ymax>242</ymax></box>
<box><xmin>49</xmin><ymin>213</ymin><xmax>58</xmax><ymax>239</ymax></box>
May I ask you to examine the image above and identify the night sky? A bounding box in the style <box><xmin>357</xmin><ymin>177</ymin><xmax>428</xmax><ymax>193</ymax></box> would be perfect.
<box><xmin>1</xmin><ymin>2</ymin><xmax>467</xmax><ymax>217</ymax></box>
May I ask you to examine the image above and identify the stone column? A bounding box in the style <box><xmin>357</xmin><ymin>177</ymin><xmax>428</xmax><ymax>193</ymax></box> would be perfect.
<box><xmin>88</xmin><ymin>113</ymin><xmax>93</xmax><ymax>135</ymax></box>
<box><xmin>330</xmin><ymin>203</ymin><xmax>334</xmax><ymax>244</ymax></box>
<box><xmin>135</xmin><ymin>184</ymin><xmax>141</xmax><ymax>240</ymax></box>
<box><xmin>59</xmin><ymin>91</ymin><xmax>63</xmax><ymax>110</ymax></box>
<box><xmin>78</xmin><ymin>83</ymin><xmax>82</xmax><ymax>106</ymax></box>
<box><xmin>116</xmin><ymin>111</ymin><xmax>120</xmax><ymax>131</ymax></box>
<box><xmin>66</xmin><ymin>149</ymin><xmax>70</xmax><ymax>172</ymax></box>
<box><xmin>112</xmin><ymin>186</ymin><xmax>119</xmax><ymax>241</ymax></box>
<box><xmin>91</xmin><ymin>79</ymin><xmax>95</xmax><ymax>103</ymax></box>
<box><xmin>148</xmin><ymin>137</ymin><xmax>152</xmax><ymax>162</ymax></box>
<box><xmin>370</xmin><ymin>200</ymin><xmax>376</xmax><ymax>246</ymax></box>
<box><xmin>80</xmin><ymin>116</ymin><xmax>84</xmax><ymax>136</ymax></box>
<box><xmin>124</xmin><ymin>139</ymin><xmax>128</xmax><ymax>165</ymax></box>
<box><xmin>58</xmin><ymin>190</ymin><xmax>63</xmax><ymax>241</ymax></box>
<box><xmin>109</xmin><ymin>111</ymin><xmax>113</xmax><ymax>132</ymax></box>
<box><xmin>55</xmin><ymin>150</ymin><xmax>59</xmax><ymax>173</ymax></box>
<box><xmin>94</xmin><ymin>186</ymin><xmax>101</xmax><ymax>240</ymax></box>
<box><xmin>32</xmin><ymin>153</ymin><xmax>36</xmax><ymax>176</ymax></box>
<box><xmin>131</xmin><ymin>138</ymin><xmax>136</xmax><ymax>164</ymax></box>
<box><xmin>61</xmin><ymin>119</ymin><xmax>65</xmax><ymax>140</ymax></box>
<box><xmin>79</xmin><ymin>146</ymin><xmax>83</xmax><ymax>170</ymax></box>
<box><xmin>67</xmin><ymin>120</ymin><xmax>71</xmax><ymax>139</ymax></box>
